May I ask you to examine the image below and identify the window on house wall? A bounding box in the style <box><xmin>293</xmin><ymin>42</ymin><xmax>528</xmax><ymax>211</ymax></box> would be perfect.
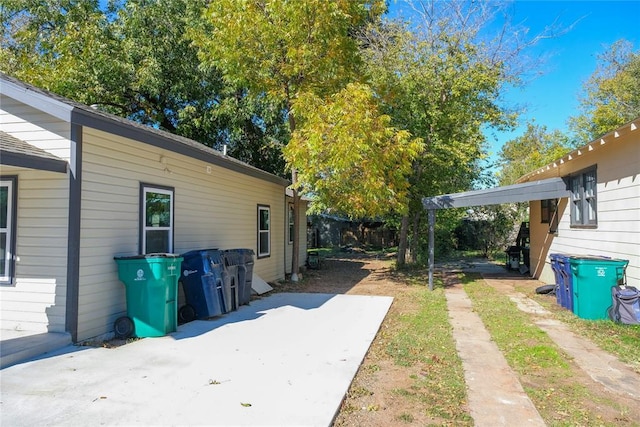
<box><xmin>541</xmin><ymin>198</ymin><xmax>558</xmax><ymax>233</ymax></box>
<box><xmin>288</xmin><ymin>203</ymin><xmax>294</xmax><ymax>245</ymax></box>
<box><xmin>1</xmin><ymin>177</ymin><xmax>16</xmax><ymax>284</ymax></box>
<box><xmin>258</xmin><ymin>205</ymin><xmax>270</xmax><ymax>258</ymax></box>
<box><xmin>570</xmin><ymin>167</ymin><xmax>597</xmax><ymax>228</ymax></box>
<box><xmin>141</xmin><ymin>184</ymin><xmax>174</xmax><ymax>254</ymax></box>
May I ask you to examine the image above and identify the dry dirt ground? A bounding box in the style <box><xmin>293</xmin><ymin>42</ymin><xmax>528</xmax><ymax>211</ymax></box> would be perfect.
<box><xmin>271</xmin><ymin>252</ymin><xmax>640</xmax><ymax>427</ymax></box>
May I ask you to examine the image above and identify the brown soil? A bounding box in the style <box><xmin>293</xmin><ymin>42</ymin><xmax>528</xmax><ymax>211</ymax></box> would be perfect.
<box><xmin>270</xmin><ymin>252</ymin><xmax>640</xmax><ymax>427</ymax></box>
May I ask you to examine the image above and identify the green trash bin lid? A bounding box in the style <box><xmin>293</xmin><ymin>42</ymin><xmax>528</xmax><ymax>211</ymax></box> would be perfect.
<box><xmin>114</xmin><ymin>253</ymin><xmax>182</xmax><ymax>260</ymax></box>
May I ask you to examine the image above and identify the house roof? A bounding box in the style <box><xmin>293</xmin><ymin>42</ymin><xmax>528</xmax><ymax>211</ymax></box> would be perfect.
<box><xmin>0</xmin><ymin>130</ymin><xmax>68</xmax><ymax>173</ymax></box>
<box><xmin>1</xmin><ymin>74</ymin><xmax>290</xmax><ymax>187</ymax></box>
<box><xmin>517</xmin><ymin>117</ymin><xmax>640</xmax><ymax>183</ymax></box>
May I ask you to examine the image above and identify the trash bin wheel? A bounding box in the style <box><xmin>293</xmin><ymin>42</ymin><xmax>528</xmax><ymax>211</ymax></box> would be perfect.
<box><xmin>535</xmin><ymin>284</ymin><xmax>556</xmax><ymax>295</ymax></box>
<box><xmin>178</xmin><ymin>304</ymin><xmax>197</xmax><ymax>324</ymax></box>
<box><xmin>114</xmin><ymin>316</ymin><xmax>134</xmax><ymax>339</ymax></box>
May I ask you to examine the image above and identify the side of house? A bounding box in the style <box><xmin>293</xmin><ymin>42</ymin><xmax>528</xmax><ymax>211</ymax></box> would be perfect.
<box><xmin>1</xmin><ymin>95</ymin><xmax>71</xmax><ymax>334</ymax></box>
<box><xmin>522</xmin><ymin>119</ymin><xmax>639</xmax><ymax>289</ymax></box>
<box><xmin>1</xmin><ymin>74</ymin><xmax>301</xmax><ymax>342</ymax></box>
<box><xmin>76</xmin><ymin>127</ymin><xmax>288</xmax><ymax>340</ymax></box>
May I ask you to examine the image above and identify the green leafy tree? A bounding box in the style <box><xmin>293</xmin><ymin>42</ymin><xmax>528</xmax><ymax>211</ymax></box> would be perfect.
<box><xmin>1</xmin><ymin>0</ymin><xmax>288</xmax><ymax>175</ymax></box>
<box><xmin>193</xmin><ymin>0</ymin><xmax>421</xmax><ymax>279</ymax></box>
<box><xmin>497</xmin><ymin>122</ymin><xmax>572</xmax><ymax>185</ymax></box>
<box><xmin>570</xmin><ymin>40</ymin><xmax>640</xmax><ymax>142</ymax></box>
<box><xmin>284</xmin><ymin>83</ymin><xmax>423</xmax><ymax>218</ymax></box>
<box><xmin>362</xmin><ymin>7</ymin><xmax>513</xmax><ymax>265</ymax></box>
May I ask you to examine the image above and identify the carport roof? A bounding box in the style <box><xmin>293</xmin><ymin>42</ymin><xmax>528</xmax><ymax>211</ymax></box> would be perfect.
<box><xmin>422</xmin><ymin>177</ymin><xmax>569</xmax><ymax>210</ymax></box>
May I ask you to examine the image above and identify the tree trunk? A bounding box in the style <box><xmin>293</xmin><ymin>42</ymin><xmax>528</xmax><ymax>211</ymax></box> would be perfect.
<box><xmin>410</xmin><ymin>210</ymin><xmax>420</xmax><ymax>263</ymax></box>
<box><xmin>397</xmin><ymin>215</ymin><xmax>410</xmax><ymax>266</ymax></box>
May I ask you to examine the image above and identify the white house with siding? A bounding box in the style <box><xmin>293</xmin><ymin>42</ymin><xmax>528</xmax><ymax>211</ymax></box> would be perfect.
<box><xmin>422</xmin><ymin>118</ymin><xmax>639</xmax><ymax>292</ymax></box>
<box><xmin>519</xmin><ymin>118</ymin><xmax>639</xmax><ymax>289</ymax></box>
<box><xmin>0</xmin><ymin>74</ymin><xmax>306</xmax><ymax>362</ymax></box>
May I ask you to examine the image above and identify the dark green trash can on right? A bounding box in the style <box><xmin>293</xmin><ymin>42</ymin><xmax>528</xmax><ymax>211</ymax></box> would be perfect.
<box><xmin>569</xmin><ymin>256</ymin><xmax>628</xmax><ymax>320</ymax></box>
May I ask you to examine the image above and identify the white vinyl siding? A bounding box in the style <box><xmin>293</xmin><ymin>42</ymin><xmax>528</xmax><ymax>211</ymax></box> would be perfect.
<box><xmin>0</xmin><ymin>167</ymin><xmax>69</xmax><ymax>333</ymax></box>
<box><xmin>76</xmin><ymin>128</ymin><xmax>286</xmax><ymax>341</ymax></box>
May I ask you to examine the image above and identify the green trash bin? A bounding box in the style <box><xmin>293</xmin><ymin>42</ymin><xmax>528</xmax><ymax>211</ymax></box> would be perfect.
<box><xmin>114</xmin><ymin>253</ymin><xmax>183</xmax><ymax>338</ymax></box>
<box><xmin>569</xmin><ymin>256</ymin><xmax>628</xmax><ymax>320</ymax></box>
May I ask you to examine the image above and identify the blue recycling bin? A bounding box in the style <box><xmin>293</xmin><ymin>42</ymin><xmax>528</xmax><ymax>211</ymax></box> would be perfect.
<box><xmin>550</xmin><ymin>253</ymin><xmax>573</xmax><ymax>311</ymax></box>
<box><xmin>179</xmin><ymin>249</ymin><xmax>226</xmax><ymax>321</ymax></box>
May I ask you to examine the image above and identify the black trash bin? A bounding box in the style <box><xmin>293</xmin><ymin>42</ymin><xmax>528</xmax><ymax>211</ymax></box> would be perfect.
<box><xmin>208</xmin><ymin>250</ymin><xmax>237</xmax><ymax>313</ymax></box>
<box><xmin>179</xmin><ymin>249</ymin><xmax>226</xmax><ymax>322</ymax></box>
<box><xmin>225</xmin><ymin>249</ymin><xmax>255</xmax><ymax>305</ymax></box>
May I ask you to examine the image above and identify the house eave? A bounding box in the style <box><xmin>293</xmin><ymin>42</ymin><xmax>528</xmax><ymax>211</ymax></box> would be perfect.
<box><xmin>516</xmin><ymin>118</ymin><xmax>640</xmax><ymax>183</ymax></box>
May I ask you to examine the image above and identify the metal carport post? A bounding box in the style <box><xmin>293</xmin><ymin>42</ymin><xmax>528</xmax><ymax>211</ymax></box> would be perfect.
<box><xmin>421</xmin><ymin>177</ymin><xmax>570</xmax><ymax>290</ymax></box>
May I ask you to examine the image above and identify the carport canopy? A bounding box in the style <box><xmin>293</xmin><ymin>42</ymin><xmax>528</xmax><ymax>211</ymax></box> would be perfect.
<box><xmin>421</xmin><ymin>177</ymin><xmax>570</xmax><ymax>290</ymax></box>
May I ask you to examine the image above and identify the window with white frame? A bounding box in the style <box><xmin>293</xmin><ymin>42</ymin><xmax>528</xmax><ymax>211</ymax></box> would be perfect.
<box><xmin>258</xmin><ymin>205</ymin><xmax>270</xmax><ymax>258</ymax></box>
<box><xmin>1</xmin><ymin>177</ymin><xmax>16</xmax><ymax>284</ymax></box>
<box><xmin>570</xmin><ymin>167</ymin><xmax>597</xmax><ymax>227</ymax></box>
<box><xmin>141</xmin><ymin>184</ymin><xmax>174</xmax><ymax>254</ymax></box>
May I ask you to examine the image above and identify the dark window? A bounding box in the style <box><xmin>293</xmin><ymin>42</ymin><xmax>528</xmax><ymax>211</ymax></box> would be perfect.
<box><xmin>570</xmin><ymin>168</ymin><xmax>597</xmax><ymax>228</ymax></box>
<box><xmin>258</xmin><ymin>205</ymin><xmax>270</xmax><ymax>258</ymax></box>
<box><xmin>141</xmin><ymin>184</ymin><xmax>174</xmax><ymax>253</ymax></box>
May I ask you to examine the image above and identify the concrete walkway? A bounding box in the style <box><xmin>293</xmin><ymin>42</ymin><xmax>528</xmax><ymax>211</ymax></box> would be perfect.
<box><xmin>446</xmin><ymin>285</ymin><xmax>546</xmax><ymax>426</ymax></box>
<box><xmin>0</xmin><ymin>293</ymin><xmax>392</xmax><ymax>427</ymax></box>
<box><xmin>446</xmin><ymin>261</ymin><xmax>640</xmax><ymax>427</ymax></box>
<box><xmin>484</xmin><ymin>276</ymin><xmax>640</xmax><ymax>400</ymax></box>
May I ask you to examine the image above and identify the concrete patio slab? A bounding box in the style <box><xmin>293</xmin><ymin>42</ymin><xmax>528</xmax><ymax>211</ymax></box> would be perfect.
<box><xmin>1</xmin><ymin>292</ymin><xmax>393</xmax><ymax>427</ymax></box>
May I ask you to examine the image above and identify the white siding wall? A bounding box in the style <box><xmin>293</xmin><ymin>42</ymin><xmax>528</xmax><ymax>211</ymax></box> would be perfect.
<box><xmin>530</xmin><ymin>129</ymin><xmax>639</xmax><ymax>288</ymax></box>
<box><xmin>77</xmin><ymin>128</ymin><xmax>286</xmax><ymax>340</ymax></box>
<box><xmin>1</xmin><ymin>96</ymin><xmax>72</xmax><ymax>161</ymax></box>
<box><xmin>0</xmin><ymin>166</ymin><xmax>69</xmax><ymax>333</ymax></box>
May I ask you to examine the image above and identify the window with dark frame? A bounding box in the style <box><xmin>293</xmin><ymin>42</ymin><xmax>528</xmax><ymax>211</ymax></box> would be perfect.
<box><xmin>1</xmin><ymin>177</ymin><xmax>16</xmax><ymax>284</ymax></box>
<box><xmin>288</xmin><ymin>203</ymin><xmax>294</xmax><ymax>245</ymax></box>
<box><xmin>570</xmin><ymin>167</ymin><xmax>597</xmax><ymax>228</ymax></box>
<box><xmin>141</xmin><ymin>184</ymin><xmax>174</xmax><ymax>254</ymax></box>
<box><xmin>258</xmin><ymin>205</ymin><xmax>270</xmax><ymax>258</ymax></box>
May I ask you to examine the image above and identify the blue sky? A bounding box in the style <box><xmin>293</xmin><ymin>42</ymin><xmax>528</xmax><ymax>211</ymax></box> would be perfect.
<box><xmin>390</xmin><ymin>0</ymin><xmax>640</xmax><ymax>163</ymax></box>
<box><xmin>485</xmin><ymin>1</ymin><xmax>639</xmax><ymax>157</ymax></box>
